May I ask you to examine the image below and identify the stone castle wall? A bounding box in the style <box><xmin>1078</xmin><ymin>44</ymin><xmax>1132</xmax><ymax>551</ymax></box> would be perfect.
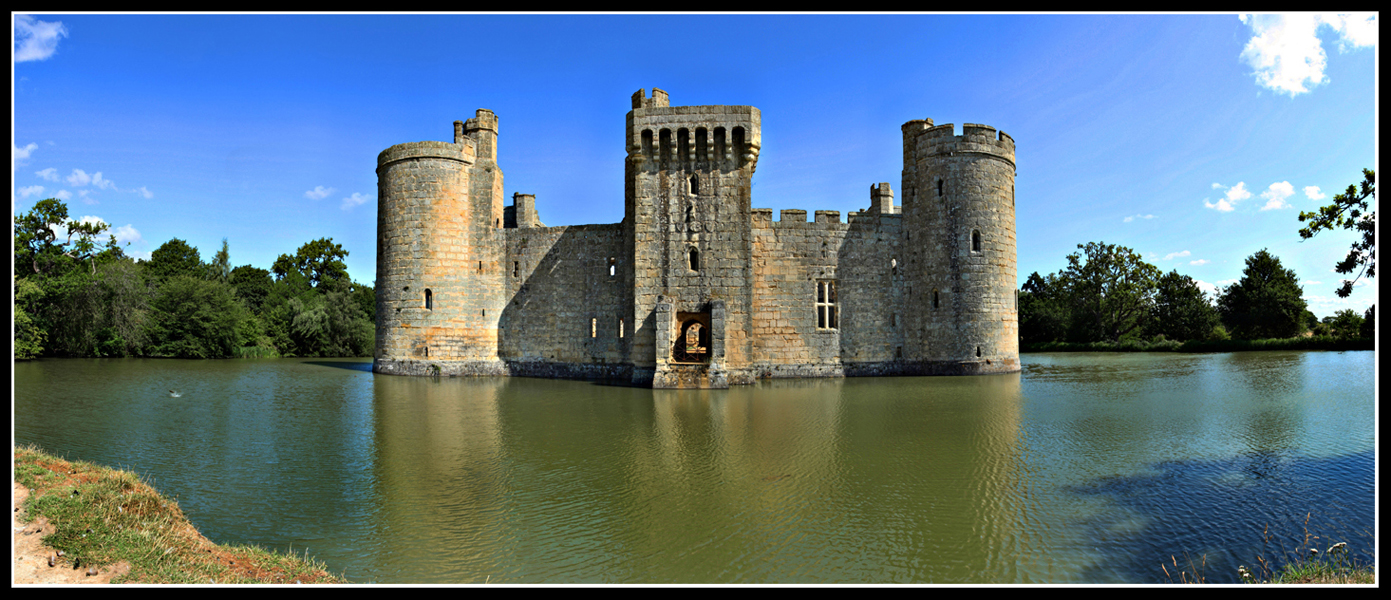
<box><xmin>373</xmin><ymin>91</ymin><xmax>1019</xmax><ymax>385</ymax></box>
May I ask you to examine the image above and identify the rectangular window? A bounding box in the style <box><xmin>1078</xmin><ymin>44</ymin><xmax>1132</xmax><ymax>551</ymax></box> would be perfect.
<box><xmin>816</xmin><ymin>280</ymin><xmax>838</xmax><ymax>330</ymax></box>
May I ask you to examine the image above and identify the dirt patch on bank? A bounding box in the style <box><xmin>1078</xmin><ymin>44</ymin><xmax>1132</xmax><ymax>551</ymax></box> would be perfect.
<box><xmin>12</xmin><ymin>481</ymin><xmax>131</xmax><ymax>584</ymax></box>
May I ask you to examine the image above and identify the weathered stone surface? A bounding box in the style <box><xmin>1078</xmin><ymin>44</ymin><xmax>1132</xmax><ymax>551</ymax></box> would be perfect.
<box><xmin>374</xmin><ymin>91</ymin><xmax>1019</xmax><ymax>388</ymax></box>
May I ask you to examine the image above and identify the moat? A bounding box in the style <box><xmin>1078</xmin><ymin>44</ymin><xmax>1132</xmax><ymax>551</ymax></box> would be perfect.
<box><xmin>12</xmin><ymin>350</ymin><xmax>1375</xmax><ymax>583</ymax></box>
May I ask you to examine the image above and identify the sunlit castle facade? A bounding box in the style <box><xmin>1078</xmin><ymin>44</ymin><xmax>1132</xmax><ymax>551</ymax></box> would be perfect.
<box><xmin>374</xmin><ymin>88</ymin><xmax>1019</xmax><ymax>388</ymax></box>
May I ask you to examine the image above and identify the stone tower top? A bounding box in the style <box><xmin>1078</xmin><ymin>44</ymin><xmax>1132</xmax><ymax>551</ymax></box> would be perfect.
<box><xmin>631</xmin><ymin>88</ymin><xmax>670</xmax><ymax>109</ymax></box>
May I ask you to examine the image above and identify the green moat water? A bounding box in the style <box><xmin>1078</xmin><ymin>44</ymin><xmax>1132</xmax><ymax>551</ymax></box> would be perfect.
<box><xmin>13</xmin><ymin>351</ymin><xmax>1375</xmax><ymax>583</ymax></box>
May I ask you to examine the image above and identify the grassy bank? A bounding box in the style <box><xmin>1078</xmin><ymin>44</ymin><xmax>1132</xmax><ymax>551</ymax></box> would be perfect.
<box><xmin>1022</xmin><ymin>336</ymin><xmax>1374</xmax><ymax>354</ymax></box>
<box><xmin>13</xmin><ymin>444</ymin><xmax>344</xmax><ymax>584</ymax></box>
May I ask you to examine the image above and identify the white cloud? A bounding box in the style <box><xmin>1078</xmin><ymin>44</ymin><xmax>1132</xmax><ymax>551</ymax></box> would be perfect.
<box><xmin>66</xmin><ymin>168</ymin><xmax>91</xmax><ymax>186</ymax></box>
<box><xmin>1320</xmin><ymin>14</ymin><xmax>1378</xmax><ymax>51</ymax></box>
<box><xmin>54</xmin><ymin>189</ymin><xmax>71</xmax><ymax>200</ymax></box>
<box><xmin>1189</xmin><ymin>259</ymin><xmax>1210</xmax><ymax>266</ymax></box>
<box><xmin>1165</xmin><ymin>250</ymin><xmax>1191</xmax><ymax>260</ymax></box>
<box><xmin>1304</xmin><ymin>185</ymin><xmax>1326</xmax><ymax>200</ymax></box>
<box><xmin>1124</xmin><ymin>214</ymin><xmax>1155</xmax><ymax>223</ymax></box>
<box><xmin>35</xmin><ymin>167</ymin><xmax>58</xmax><ymax>181</ymax></box>
<box><xmin>132</xmin><ymin>186</ymin><xmax>153</xmax><ymax>199</ymax></box>
<box><xmin>1259</xmin><ymin>181</ymin><xmax>1296</xmax><ymax>210</ymax></box>
<box><xmin>13</xmin><ymin>15</ymin><xmax>68</xmax><ymax>63</ymax></box>
<box><xmin>1194</xmin><ymin>280</ymin><xmax>1220</xmax><ymax>297</ymax></box>
<box><xmin>341</xmin><ymin>192</ymin><xmax>372</xmax><ymax>210</ymax></box>
<box><xmin>17</xmin><ymin>185</ymin><xmax>45</xmax><ymax>198</ymax></box>
<box><xmin>1239</xmin><ymin>13</ymin><xmax>1378</xmax><ymax>96</ymax></box>
<box><xmin>79</xmin><ymin>189</ymin><xmax>97</xmax><ymax>205</ymax></box>
<box><xmin>13</xmin><ymin>142</ymin><xmax>38</xmax><ymax>163</ymax></box>
<box><xmin>305</xmin><ymin>185</ymin><xmax>335</xmax><ymax>200</ymax></box>
<box><xmin>91</xmin><ymin>172</ymin><xmax>116</xmax><ymax>190</ymax></box>
<box><xmin>1211</xmin><ymin>182</ymin><xmax>1224</xmax><ymax>189</ymax></box>
<box><xmin>1205</xmin><ymin>181</ymin><xmax>1250</xmax><ymax>211</ymax></box>
<box><xmin>108</xmin><ymin>223</ymin><xmax>144</xmax><ymax>247</ymax></box>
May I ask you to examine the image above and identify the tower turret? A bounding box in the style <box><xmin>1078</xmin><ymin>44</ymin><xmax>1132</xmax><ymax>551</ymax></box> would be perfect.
<box><xmin>624</xmin><ymin>88</ymin><xmax>761</xmax><ymax>387</ymax></box>
<box><xmin>374</xmin><ymin>110</ymin><xmax>507</xmax><ymax>376</ymax></box>
<box><xmin>900</xmin><ymin>121</ymin><xmax>1018</xmax><ymax>374</ymax></box>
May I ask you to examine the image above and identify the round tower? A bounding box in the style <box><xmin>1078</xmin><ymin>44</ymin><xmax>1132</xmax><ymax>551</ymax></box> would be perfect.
<box><xmin>374</xmin><ymin>114</ymin><xmax>506</xmax><ymax>376</ymax></box>
<box><xmin>900</xmin><ymin>121</ymin><xmax>1018</xmax><ymax>374</ymax></box>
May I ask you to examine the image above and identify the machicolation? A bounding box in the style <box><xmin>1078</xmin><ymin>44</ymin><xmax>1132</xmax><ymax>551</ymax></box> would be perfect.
<box><xmin>374</xmin><ymin>88</ymin><xmax>1019</xmax><ymax>388</ymax></box>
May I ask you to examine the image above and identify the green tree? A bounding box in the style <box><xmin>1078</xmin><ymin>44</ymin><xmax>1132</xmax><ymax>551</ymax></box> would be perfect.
<box><xmin>1058</xmin><ymin>242</ymin><xmax>1161</xmax><ymax>342</ymax></box>
<box><xmin>1361</xmin><ymin>305</ymin><xmax>1375</xmax><ymax>339</ymax></box>
<box><xmin>1018</xmin><ymin>271</ymin><xmax>1071</xmax><ymax>343</ymax></box>
<box><xmin>272</xmin><ymin>237</ymin><xmax>350</xmax><ymax>291</ymax></box>
<box><xmin>1298</xmin><ymin>169</ymin><xmax>1375</xmax><ymax>298</ymax></box>
<box><xmin>1217</xmin><ymin>249</ymin><xmax>1309</xmax><ymax>339</ymax></box>
<box><xmin>145</xmin><ymin>276</ymin><xmax>245</xmax><ymax>358</ymax></box>
<box><xmin>13</xmin><ymin>276</ymin><xmax>47</xmax><ymax>359</ymax></box>
<box><xmin>208</xmin><ymin>238</ymin><xmax>231</xmax><ymax>283</ymax></box>
<box><xmin>14</xmin><ymin>198</ymin><xmax>118</xmax><ymax>277</ymax></box>
<box><xmin>93</xmin><ymin>258</ymin><xmax>154</xmax><ymax>356</ymax></box>
<box><xmin>147</xmin><ymin>238</ymin><xmax>204</xmax><ymax>282</ymax></box>
<box><xmin>1146</xmin><ymin>270</ymin><xmax>1220</xmax><ymax>341</ymax></box>
<box><xmin>229</xmin><ymin>265</ymin><xmax>275</xmax><ymax>314</ymax></box>
<box><xmin>351</xmin><ymin>282</ymin><xmax>376</xmax><ymax>324</ymax></box>
<box><xmin>1324</xmin><ymin>309</ymin><xmax>1365</xmax><ymax>340</ymax></box>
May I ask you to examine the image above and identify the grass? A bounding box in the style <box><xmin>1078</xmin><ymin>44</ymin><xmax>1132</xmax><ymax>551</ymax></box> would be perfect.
<box><xmin>1162</xmin><ymin>515</ymin><xmax>1375</xmax><ymax>585</ymax></box>
<box><xmin>1022</xmin><ymin>336</ymin><xmax>1373</xmax><ymax>354</ymax></box>
<box><xmin>13</xmin><ymin>444</ymin><xmax>345</xmax><ymax>584</ymax></box>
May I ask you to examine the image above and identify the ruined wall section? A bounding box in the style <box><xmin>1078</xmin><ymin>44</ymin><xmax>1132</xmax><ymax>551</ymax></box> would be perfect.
<box><xmin>499</xmin><ymin>223</ymin><xmax>628</xmax><ymax>373</ymax></box>
<box><xmin>625</xmin><ymin>89</ymin><xmax>760</xmax><ymax>386</ymax></box>
<box><xmin>901</xmin><ymin>122</ymin><xmax>1019</xmax><ymax>374</ymax></box>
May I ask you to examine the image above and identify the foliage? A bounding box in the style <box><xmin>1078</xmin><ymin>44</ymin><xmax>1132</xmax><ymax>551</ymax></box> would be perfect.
<box><xmin>272</xmin><ymin>237</ymin><xmax>350</xmax><ymax>290</ymax></box>
<box><xmin>352</xmin><ymin>282</ymin><xmax>376</xmax><ymax>324</ymax></box>
<box><xmin>1059</xmin><ymin>241</ymin><xmax>1161</xmax><ymax>342</ymax></box>
<box><xmin>92</xmin><ymin>258</ymin><xmax>154</xmax><ymax>356</ymax></box>
<box><xmin>1146</xmin><ymin>270</ymin><xmax>1221</xmax><ymax>341</ymax></box>
<box><xmin>35</xmin><ymin>268</ymin><xmax>107</xmax><ymax>357</ymax></box>
<box><xmin>1297</xmin><ymin>168</ymin><xmax>1375</xmax><ymax>298</ymax></box>
<box><xmin>208</xmin><ymin>238</ymin><xmax>231</xmax><ymax>283</ymax></box>
<box><xmin>1217</xmin><ymin>249</ymin><xmax>1309</xmax><ymax>340</ymax></box>
<box><xmin>284</xmin><ymin>288</ymin><xmax>374</xmax><ymax>357</ymax></box>
<box><xmin>146</xmin><ymin>238</ymin><xmax>205</xmax><ymax>282</ymax></box>
<box><xmin>1018</xmin><ymin>271</ymin><xmax>1071</xmax><ymax>343</ymax></box>
<box><xmin>13</xmin><ymin>197</ymin><xmax>118</xmax><ymax>277</ymax></box>
<box><xmin>1361</xmin><ymin>305</ymin><xmax>1375</xmax><ymax>340</ymax></box>
<box><xmin>10</xmin><ymin>199</ymin><xmax>373</xmax><ymax>360</ymax></box>
<box><xmin>14</xmin><ymin>276</ymin><xmax>47</xmax><ymax>359</ymax></box>
<box><xmin>228</xmin><ymin>265</ymin><xmax>274</xmax><ymax>314</ymax></box>
<box><xmin>145</xmin><ymin>276</ymin><xmax>245</xmax><ymax>358</ymax></box>
<box><xmin>1323</xmin><ymin>309</ymin><xmax>1365</xmax><ymax>340</ymax></box>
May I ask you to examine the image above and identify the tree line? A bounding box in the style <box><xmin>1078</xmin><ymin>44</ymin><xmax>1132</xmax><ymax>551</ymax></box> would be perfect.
<box><xmin>1021</xmin><ymin>168</ymin><xmax>1375</xmax><ymax>347</ymax></box>
<box><xmin>14</xmin><ymin>198</ymin><xmax>375</xmax><ymax>360</ymax></box>
<box><xmin>1018</xmin><ymin>243</ymin><xmax>1373</xmax><ymax>346</ymax></box>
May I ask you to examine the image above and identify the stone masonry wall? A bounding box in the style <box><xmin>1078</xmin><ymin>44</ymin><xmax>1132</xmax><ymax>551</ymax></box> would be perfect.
<box><xmin>500</xmin><ymin>224</ymin><xmax>628</xmax><ymax>366</ymax></box>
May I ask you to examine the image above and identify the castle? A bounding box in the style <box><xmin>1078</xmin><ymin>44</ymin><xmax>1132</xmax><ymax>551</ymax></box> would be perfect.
<box><xmin>373</xmin><ymin>89</ymin><xmax>1019</xmax><ymax>388</ymax></box>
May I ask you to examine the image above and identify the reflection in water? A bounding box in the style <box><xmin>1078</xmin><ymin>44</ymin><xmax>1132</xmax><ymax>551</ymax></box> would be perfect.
<box><xmin>12</xmin><ymin>351</ymin><xmax>1374</xmax><ymax>583</ymax></box>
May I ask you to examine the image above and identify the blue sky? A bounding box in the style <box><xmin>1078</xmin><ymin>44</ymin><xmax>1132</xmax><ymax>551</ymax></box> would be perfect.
<box><xmin>12</xmin><ymin>13</ymin><xmax>1377</xmax><ymax>318</ymax></box>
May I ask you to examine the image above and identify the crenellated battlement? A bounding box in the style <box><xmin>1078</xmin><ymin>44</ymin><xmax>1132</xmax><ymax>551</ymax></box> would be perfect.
<box><xmin>905</xmin><ymin>121</ymin><xmax>1015</xmax><ymax>168</ymax></box>
<box><xmin>626</xmin><ymin>88</ymin><xmax>761</xmax><ymax>171</ymax></box>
